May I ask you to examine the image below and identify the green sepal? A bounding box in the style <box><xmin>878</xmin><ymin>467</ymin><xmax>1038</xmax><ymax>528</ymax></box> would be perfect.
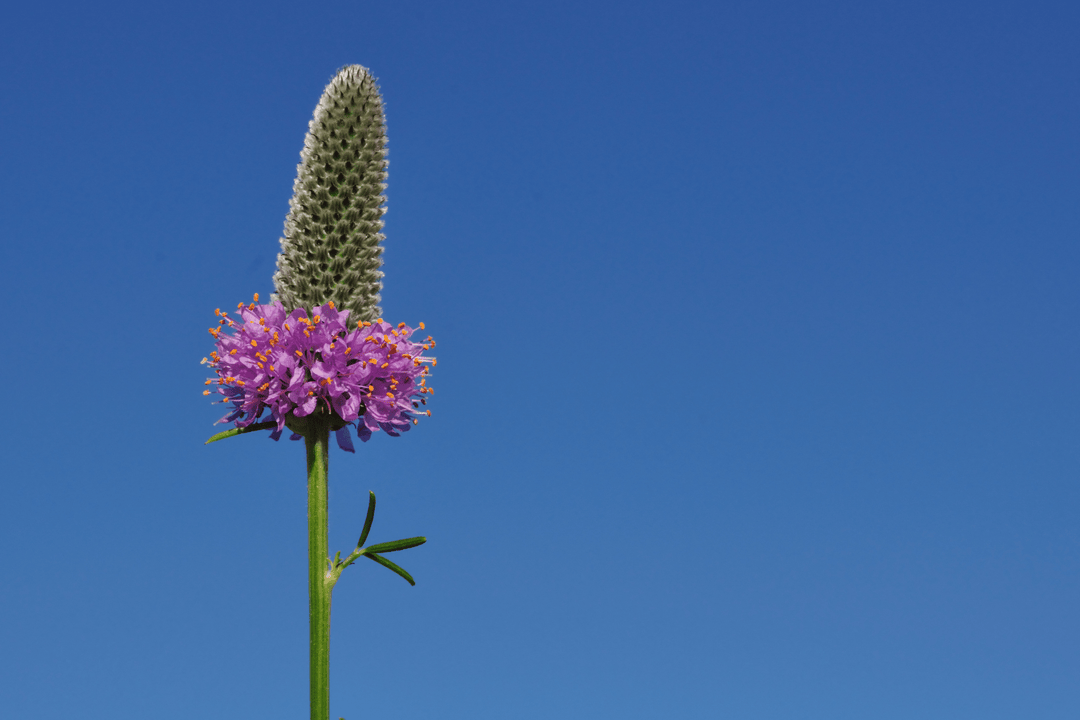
<box><xmin>204</xmin><ymin>421</ymin><xmax>277</xmax><ymax>444</ymax></box>
<box><xmin>357</xmin><ymin>491</ymin><xmax>376</xmax><ymax>547</ymax></box>
<box><xmin>366</xmin><ymin>553</ymin><xmax>416</xmax><ymax>586</ymax></box>
<box><xmin>364</xmin><ymin>537</ymin><xmax>427</xmax><ymax>554</ymax></box>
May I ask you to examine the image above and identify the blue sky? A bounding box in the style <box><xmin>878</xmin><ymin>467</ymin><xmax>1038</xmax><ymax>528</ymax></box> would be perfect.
<box><xmin>1</xmin><ymin>1</ymin><xmax>1078</xmax><ymax>718</ymax></box>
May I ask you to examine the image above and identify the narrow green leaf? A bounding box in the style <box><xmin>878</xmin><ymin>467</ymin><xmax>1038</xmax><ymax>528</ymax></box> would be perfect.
<box><xmin>357</xmin><ymin>492</ymin><xmax>376</xmax><ymax>547</ymax></box>
<box><xmin>366</xmin><ymin>553</ymin><xmax>416</xmax><ymax>586</ymax></box>
<box><xmin>204</xmin><ymin>421</ymin><xmax>276</xmax><ymax>444</ymax></box>
<box><xmin>364</xmin><ymin>537</ymin><xmax>426</xmax><ymax>554</ymax></box>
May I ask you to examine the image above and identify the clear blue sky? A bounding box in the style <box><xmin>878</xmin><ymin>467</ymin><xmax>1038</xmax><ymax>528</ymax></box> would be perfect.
<box><xmin>2</xmin><ymin>1</ymin><xmax>1078</xmax><ymax>718</ymax></box>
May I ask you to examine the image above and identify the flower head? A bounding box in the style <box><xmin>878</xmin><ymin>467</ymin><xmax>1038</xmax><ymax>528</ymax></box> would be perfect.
<box><xmin>203</xmin><ymin>294</ymin><xmax>435</xmax><ymax>448</ymax></box>
<box><xmin>274</xmin><ymin>65</ymin><xmax>388</xmax><ymax>327</ymax></box>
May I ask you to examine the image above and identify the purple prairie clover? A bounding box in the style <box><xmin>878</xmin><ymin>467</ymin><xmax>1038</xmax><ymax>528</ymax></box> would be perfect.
<box><xmin>203</xmin><ymin>294</ymin><xmax>436</xmax><ymax>447</ymax></box>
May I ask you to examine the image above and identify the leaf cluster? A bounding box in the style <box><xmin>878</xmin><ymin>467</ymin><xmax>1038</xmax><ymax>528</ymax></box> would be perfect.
<box><xmin>329</xmin><ymin>492</ymin><xmax>426</xmax><ymax>587</ymax></box>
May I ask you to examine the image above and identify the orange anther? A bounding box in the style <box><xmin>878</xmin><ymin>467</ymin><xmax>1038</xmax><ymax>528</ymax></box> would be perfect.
<box><xmin>250</xmin><ymin>340</ymin><xmax>258</xmax><ymax>347</ymax></box>
<box><xmin>296</xmin><ymin>350</ymin><xmax>303</xmax><ymax>356</ymax></box>
<box><xmin>204</xmin><ymin>380</ymin><xmax>211</xmax><ymax>385</ymax></box>
<box><xmin>418</xmin><ymin>322</ymin><xmax>425</xmax><ymax>330</ymax></box>
<box><xmin>381</xmin><ymin>362</ymin><xmax>389</xmax><ymax>369</ymax></box>
<box><xmin>203</xmin><ymin>390</ymin><xmax>211</xmax><ymax>395</ymax></box>
<box><xmin>215</xmin><ymin>308</ymin><xmax>221</xmax><ymax>316</ymax></box>
<box><xmin>328</xmin><ymin>301</ymin><xmax>335</xmax><ymax>309</ymax></box>
<box><xmin>253</xmin><ymin>293</ymin><xmax>259</xmax><ymax>302</ymax></box>
<box><xmin>398</xmin><ymin>322</ymin><xmax>406</xmax><ymax>329</ymax></box>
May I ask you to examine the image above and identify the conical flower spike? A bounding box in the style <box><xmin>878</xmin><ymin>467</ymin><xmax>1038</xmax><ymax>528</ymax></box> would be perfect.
<box><xmin>274</xmin><ymin>65</ymin><xmax>389</xmax><ymax>326</ymax></box>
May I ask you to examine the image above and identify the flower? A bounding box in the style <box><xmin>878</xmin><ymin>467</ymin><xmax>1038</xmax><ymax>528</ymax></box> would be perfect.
<box><xmin>274</xmin><ymin>65</ymin><xmax>389</xmax><ymax>326</ymax></box>
<box><xmin>203</xmin><ymin>294</ymin><xmax>435</xmax><ymax>449</ymax></box>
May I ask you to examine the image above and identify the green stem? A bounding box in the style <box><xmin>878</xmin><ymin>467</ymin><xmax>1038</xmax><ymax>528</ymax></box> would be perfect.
<box><xmin>305</xmin><ymin>419</ymin><xmax>331</xmax><ymax>720</ymax></box>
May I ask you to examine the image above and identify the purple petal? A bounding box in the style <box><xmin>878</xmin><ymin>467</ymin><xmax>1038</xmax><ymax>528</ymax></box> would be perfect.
<box><xmin>204</xmin><ymin>300</ymin><xmax>435</xmax><ymax>443</ymax></box>
<box><xmin>335</xmin><ymin>426</ymin><xmax>356</xmax><ymax>453</ymax></box>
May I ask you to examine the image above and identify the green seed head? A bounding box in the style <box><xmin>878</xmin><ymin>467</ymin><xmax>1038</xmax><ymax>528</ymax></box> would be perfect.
<box><xmin>273</xmin><ymin>65</ymin><xmax>388</xmax><ymax>326</ymax></box>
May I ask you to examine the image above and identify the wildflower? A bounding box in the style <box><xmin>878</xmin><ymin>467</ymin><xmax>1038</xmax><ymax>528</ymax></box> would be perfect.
<box><xmin>205</xmin><ymin>295</ymin><xmax>434</xmax><ymax>449</ymax></box>
<box><xmin>274</xmin><ymin>65</ymin><xmax>388</xmax><ymax>327</ymax></box>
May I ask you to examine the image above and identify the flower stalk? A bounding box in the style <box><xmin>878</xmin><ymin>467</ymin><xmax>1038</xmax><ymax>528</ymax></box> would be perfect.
<box><xmin>304</xmin><ymin>416</ymin><xmax>332</xmax><ymax>720</ymax></box>
<box><xmin>290</xmin><ymin>410</ymin><xmax>425</xmax><ymax>720</ymax></box>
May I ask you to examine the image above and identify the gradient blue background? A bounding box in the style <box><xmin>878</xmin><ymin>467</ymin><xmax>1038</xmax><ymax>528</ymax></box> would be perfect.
<box><xmin>2</xmin><ymin>1</ymin><xmax>1078</xmax><ymax>718</ymax></box>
